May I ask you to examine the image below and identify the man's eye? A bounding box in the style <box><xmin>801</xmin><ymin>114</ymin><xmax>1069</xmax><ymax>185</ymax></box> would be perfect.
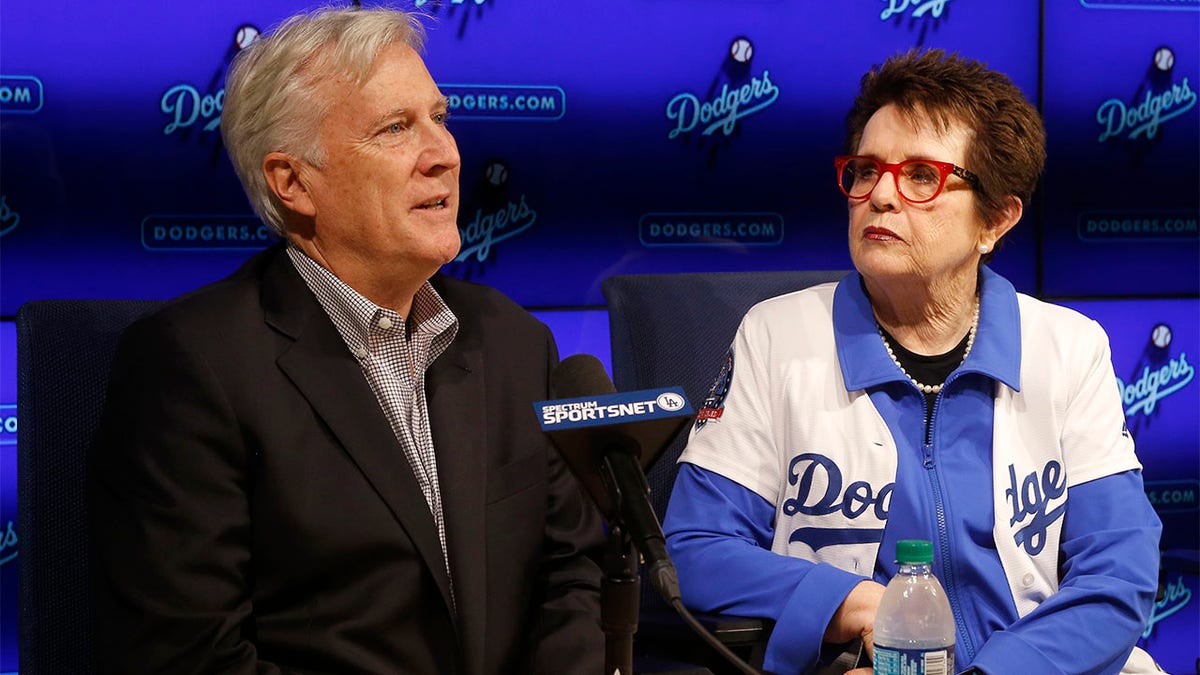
<box><xmin>387</xmin><ymin>123</ymin><xmax>404</xmax><ymax>134</ymax></box>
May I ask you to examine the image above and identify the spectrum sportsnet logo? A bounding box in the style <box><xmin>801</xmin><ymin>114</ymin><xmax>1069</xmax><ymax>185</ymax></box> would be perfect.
<box><xmin>441</xmin><ymin>84</ymin><xmax>565</xmax><ymax>121</ymax></box>
<box><xmin>665</xmin><ymin>36</ymin><xmax>780</xmax><ymax>141</ymax></box>
<box><xmin>0</xmin><ymin>75</ymin><xmax>44</xmax><ymax>114</ymax></box>
<box><xmin>159</xmin><ymin>24</ymin><xmax>260</xmax><ymax>137</ymax></box>
<box><xmin>536</xmin><ymin>388</ymin><xmax>691</xmax><ymax>430</ymax></box>
<box><xmin>879</xmin><ymin>0</ymin><xmax>954</xmax><ymax>20</ymax></box>
<box><xmin>1096</xmin><ymin>45</ymin><xmax>1197</xmax><ymax>142</ymax></box>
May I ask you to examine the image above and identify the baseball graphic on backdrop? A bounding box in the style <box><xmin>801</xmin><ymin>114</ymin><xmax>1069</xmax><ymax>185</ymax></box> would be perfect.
<box><xmin>730</xmin><ymin>37</ymin><xmax>753</xmax><ymax>64</ymax></box>
<box><xmin>236</xmin><ymin>25</ymin><xmax>260</xmax><ymax>50</ymax></box>
<box><xmin>485</xmin><ymin>160</ymin><xmax>509</xmax><ymax>187</ymax></box>
<box><xmin>1153</xmin><ymin>46</ymin><xmax>1174</xmax><ymax>73</ymax></box>
<box><xmin>1151</xmin><ymin>323</ymin><xmax>1172</xmax><ymax>349</ymax></box>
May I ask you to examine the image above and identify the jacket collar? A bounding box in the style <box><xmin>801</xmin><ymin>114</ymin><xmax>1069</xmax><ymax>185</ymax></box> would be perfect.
<box><xmin>834</xmin><ymin>266</ymin><xmax>1022</xmax><ymax>393</ymax></box>
<box><xmin>258</xmin><ymin>245</ymin><xmax>460</xmax><ymax>621</ymax></box>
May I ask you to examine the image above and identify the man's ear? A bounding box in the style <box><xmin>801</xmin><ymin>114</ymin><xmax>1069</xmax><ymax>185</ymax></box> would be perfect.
<box><xmin>263</xmin><ymin>152</ymin><xmax>316</xmax><ymax>218</ymax></box>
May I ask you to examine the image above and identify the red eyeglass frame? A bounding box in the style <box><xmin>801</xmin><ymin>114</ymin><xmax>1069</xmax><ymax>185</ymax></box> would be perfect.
<box><xmin>834</xmin><ymin>155</ymin><xmax>981</xmax><ymax>204</ymax></box>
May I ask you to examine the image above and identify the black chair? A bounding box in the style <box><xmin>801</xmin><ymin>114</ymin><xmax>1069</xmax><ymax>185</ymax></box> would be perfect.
<box><xmin>602</xmin><ymin>270</ymin><xmax>849</xmax><ymax>674</ymax></box>
<box><xmin>16</xmin><ymin>299</ymin><xmax>164</xmax><ymax>675</ymax></box>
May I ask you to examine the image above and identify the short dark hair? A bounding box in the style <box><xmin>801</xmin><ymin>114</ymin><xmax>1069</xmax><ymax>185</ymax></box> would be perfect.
<box><xmin>845</xmin><ymin>49</ymin><xmax>1045</xmax><ymax>245</ymax></box>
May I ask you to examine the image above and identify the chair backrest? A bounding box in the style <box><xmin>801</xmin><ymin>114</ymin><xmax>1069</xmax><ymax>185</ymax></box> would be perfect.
<box><xmin>16</xmin><ymin>299</ymin><xmax>164</xmax><ymax>674</ymax></box>
<box><xmin>602</xmin><ymin>269</ymin><xmax>848</xmax><ymax>552</ymax></box>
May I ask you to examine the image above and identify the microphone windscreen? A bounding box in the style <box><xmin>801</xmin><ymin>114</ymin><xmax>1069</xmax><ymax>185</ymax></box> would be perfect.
<box><xmin>551</xmin><ymin>353</ymin><xmax>617</xmax><ymax>398</ymax></box>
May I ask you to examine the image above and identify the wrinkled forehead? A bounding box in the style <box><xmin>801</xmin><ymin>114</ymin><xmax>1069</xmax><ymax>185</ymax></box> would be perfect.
<box><xmin>859</xmin><ymin>103</ymin><xmax>976</xmax><ymax>160</ymax></box>
<box><xmin>894</xmin><ymin>101</ymin><xmax>975</xmax><ymax>140</ymax></box>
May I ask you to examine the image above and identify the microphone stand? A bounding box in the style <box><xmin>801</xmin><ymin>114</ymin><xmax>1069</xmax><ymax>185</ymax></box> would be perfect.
<box><xmin>602</xmin><ymin>523</ymin><xmax>639</xmax><ymax>675</ymax></box>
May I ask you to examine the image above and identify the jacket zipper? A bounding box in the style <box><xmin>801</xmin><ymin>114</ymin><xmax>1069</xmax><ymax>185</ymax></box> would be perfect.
<box><xmin>925</xmin><ymin>386</ymin><xmax>977</xmax><ymax>662</ymax></box>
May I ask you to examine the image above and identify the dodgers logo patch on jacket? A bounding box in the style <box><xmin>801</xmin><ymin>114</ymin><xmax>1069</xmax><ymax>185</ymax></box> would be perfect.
<box><xmin>782</xmin><ymin>452</ymin><xmax>893</xmax><ymax>559</ymax></box>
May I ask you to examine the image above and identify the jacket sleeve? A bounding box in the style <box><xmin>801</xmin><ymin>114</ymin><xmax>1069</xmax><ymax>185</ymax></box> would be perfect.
<box><xmin>969</xmin><ymin>469</ymin><xmax>1161</xmax><ymax>675</ymax></box>
<box><xmin>665</xmin><ymin>463</ymin><xmax>866</xmax><ymax>675</ymax></box>
<box><xmin>523</xmin><ymin>326</ymin><xmax>607</xmax><ymax>674</ymax></box>
<box><xmin>972</xmin><ymin>314</ymin><xmax>1161</xmax><ymax>674</ymax></box>
<box><xmin>89</xmin><ymin>314</ymin><xmax>279</xmax><ymax>674</ymax></box>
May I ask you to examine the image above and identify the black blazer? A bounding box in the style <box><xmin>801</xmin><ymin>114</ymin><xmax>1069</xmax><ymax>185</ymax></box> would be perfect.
<box><xmin>90</xmin><ymin>245</ymin><xmax>606</xmax><ymax>674</ymax></box>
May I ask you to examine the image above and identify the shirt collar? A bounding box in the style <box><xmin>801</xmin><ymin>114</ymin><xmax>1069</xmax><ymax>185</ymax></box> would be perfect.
<box><xmin>285</xmin><ymin>244</ymin><xmax>458</xmax><ymax>360</ymax></box>
<box><xmin>833</xmin><ymin>266</ymin><xmax>1022</xmax><ymax>392</ymax></box>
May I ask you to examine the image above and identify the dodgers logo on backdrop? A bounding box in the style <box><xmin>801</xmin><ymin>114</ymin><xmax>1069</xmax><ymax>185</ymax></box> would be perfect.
<box><xmin>639</xmin><ymin>212</ymin><xmax>784</xmax><ymax>248</ymax></box>
<box><xmin>455</xmin><ymin>194</ymin><xmax>537</xmax><ymax>263</ymax></box>
<box><xmin>140</xmin><ymin>215</ymin><xmax>277</xmax><ymax>252</ymax></box>
<box><xmin>879</xmin><ymin>0</ymin><xmax>953</xmax><ymax>20</ymax></box>
<box><xmin>1077</xmin><ymin>211</ymin><xmax>1199</xmax><ymax>241</ymax></box>
<box><xmin>0</xmin><ymin>75</ymin><xmax>45</xmax><ymax>114</ymax></box>
<box><xmin>1005</xmin><ymin>460</ymin><xmax>1066</xmax><ymax>556</ymax></box>
<box><xmin>1144</xmin><ymin>479</ymin><xmax>1199</xmax><ymax>514</ymax></box>
<box><xmin>159</xmin><ymin>24</ymin><xmax>260</xmax><ymax>137</ymax></box>
<box><xmin>1142</xmin><ymin>576</ymin><xmax>1193</xmax><ymax>639</ymax></box>
<box><xmin>441</xmin><ymin>85</ymin><xmax>565</xmax><ymax>121</ymax></box>
<box><xmin>450</xmin><ymin>159</ymin><xmax>538</xmax><ymax>270</ymax></box>
<box><xmin>0</xmin><ymin>404</ymin><xmax>15</xmax><ymax>446</ymax></box>
<box><xmin>1081</xmin><ymin>0</ymin><xmax>1199</xmax><ymax>8</ymax></box>
<box><xmin>1118</xmin><ymin>322</ymin><xmax>1195</xmax><ymax>427</ymax></box>
<box><xmin>784</xmin><ymin>453</ymin><xmax>892</xmax><ymax>552</ymax></box>
<box><xmin>0</xmin><ymin>520</ymin><xmax>16</xmax><ymax>567</ymax></box>
<box><xmin>413</xmin><ymin>0</ymin><xmax>494</xmax><ymax>37</ymax></box>
<box><xmin>665</xmin><ymin>36</ymin><xmax>780</xmax><ymax>142</ymax></box>
<box><xmin>695</xmin><ymin>349</ymin><xmax>734</xmax><ymax>430</ymax></box>
<box><xmin>1095</xmin><ymin>45</ymin><xmax>1197</xmax><ymax>143</ymax></box>
<box><xmin>0</xmin><ymin>194</ymin><xmax>20</xmax><ymax>237</ymax></box>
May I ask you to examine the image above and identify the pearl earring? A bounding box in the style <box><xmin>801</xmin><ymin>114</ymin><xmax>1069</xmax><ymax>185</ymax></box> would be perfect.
<box><xmin>978</xmin><ymin>243</ymin><xmax>989</xmax><ymax>254</ymax></box>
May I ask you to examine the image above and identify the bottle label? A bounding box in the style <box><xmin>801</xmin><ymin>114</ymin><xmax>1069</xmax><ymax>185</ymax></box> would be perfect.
<box><xmin>872</xmin><ymin>645</ymin><xmax>954</xmax><ymax>675</ymax></box>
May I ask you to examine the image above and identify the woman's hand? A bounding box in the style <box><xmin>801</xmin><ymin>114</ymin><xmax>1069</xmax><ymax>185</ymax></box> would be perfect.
<box><xmin>824</xmin><ymin>579</ymin><xmax>887</xmax><ymax>664</ymax></box>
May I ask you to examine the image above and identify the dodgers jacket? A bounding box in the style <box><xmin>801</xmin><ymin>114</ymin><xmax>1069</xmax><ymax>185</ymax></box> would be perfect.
<box><xmin>664</xmin><ymin>267</ymin><xmax>1161</xmax><ymax>674</ymax></box>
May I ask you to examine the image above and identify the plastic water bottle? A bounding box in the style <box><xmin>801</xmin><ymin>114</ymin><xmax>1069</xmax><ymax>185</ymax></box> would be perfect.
<box><xmin>872</xmin><ymin>539</ymin><xmax>955</xmax><ymax>675</ymax></box>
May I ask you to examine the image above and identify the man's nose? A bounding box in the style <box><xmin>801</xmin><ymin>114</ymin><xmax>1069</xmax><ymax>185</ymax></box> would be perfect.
<box><xmin>418</xmin><ymin>125</ymin><xmax>460</xmax><ymax>174</ymax></box>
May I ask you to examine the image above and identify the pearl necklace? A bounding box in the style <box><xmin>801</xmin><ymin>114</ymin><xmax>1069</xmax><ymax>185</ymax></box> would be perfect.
<box><xmin>878</xmin><ymin>297</ymin><xmax>980</xmax><ymax>395</ymax></box>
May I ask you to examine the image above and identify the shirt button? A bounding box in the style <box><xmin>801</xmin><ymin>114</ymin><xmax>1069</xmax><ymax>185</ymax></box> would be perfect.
<box><xmin>378</xmin><ymin>316</ymin><xmax>394</xmax><ymax>330</ymax></box>
<box><xmin>1022</xmin><ymin>573</ymin><xmax>1035</xmax><ymax>587</ymax></box>
<box><xmin>354</xmin><ymin>346</ymin><xmax>369</xmax><ymax>359</ymax></box>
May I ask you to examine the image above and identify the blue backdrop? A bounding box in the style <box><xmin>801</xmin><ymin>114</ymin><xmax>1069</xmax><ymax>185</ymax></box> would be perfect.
<box><xmin>1</xmin><ymin>1</ymin><xmax>1197</xmax><ymax>672</ymax></box>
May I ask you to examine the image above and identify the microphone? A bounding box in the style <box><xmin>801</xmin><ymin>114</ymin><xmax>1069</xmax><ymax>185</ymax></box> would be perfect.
<box><xmin>534</xmin><ymin>354</ymin><xmax>693</xmax><ymax>602</ymax></box>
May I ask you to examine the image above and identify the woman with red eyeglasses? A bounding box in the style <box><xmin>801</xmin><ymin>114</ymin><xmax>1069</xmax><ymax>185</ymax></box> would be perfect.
<box><xmin>664</xmin><ymin>49</ymin><xmax>1162</xmax><ymax>675</ymax></box>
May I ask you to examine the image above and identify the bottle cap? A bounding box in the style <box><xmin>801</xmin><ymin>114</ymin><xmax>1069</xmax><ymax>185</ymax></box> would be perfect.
<box><xmin>895</xmin><ymin>539</ymin><xmax>933</xmax><ymax>564</ymax></box>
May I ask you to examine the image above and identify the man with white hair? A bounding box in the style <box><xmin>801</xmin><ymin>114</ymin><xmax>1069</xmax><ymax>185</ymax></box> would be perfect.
<box><xmin>90</xmin><ymin>6</ymin><xmax>605</xmax><ymax>673</ymax></box>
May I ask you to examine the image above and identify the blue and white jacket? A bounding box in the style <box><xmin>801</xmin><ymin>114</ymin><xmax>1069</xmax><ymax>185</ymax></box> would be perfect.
<box><xmin>665</xmin><ymin>268</ymin><xmax>1162</xmax><ymax>675</ymax></box>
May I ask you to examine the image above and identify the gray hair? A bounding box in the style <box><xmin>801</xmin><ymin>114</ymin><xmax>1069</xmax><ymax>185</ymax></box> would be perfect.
<box><xmin>220</xmin><ymin>5</ymin><xmax>427</xmax><ymax>235</ymax></box>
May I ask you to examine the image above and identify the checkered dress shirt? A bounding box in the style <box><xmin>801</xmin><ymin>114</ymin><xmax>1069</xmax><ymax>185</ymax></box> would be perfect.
<box><xmin>287</xmin><ymin>246</ymin><xmax>458</xmax><ymax>582</ymax></box>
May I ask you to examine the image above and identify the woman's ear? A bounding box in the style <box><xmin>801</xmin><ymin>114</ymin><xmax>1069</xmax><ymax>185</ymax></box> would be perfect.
<box><xmin>983</xmin><ymin>195</ymin><xmax>1023</xmax><ymax>251</ymax></box>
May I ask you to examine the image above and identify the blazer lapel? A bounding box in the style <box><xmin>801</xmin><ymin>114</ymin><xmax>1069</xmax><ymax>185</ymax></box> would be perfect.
<box><xmin>428</xmin><ymin>332</ymin><xmax>488</xmax><ymax>675</ymax></box>
<box><xmin>259</xmin><ymin>250</ymin><xmax>456</xmax><ymax>614</ymax></box>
